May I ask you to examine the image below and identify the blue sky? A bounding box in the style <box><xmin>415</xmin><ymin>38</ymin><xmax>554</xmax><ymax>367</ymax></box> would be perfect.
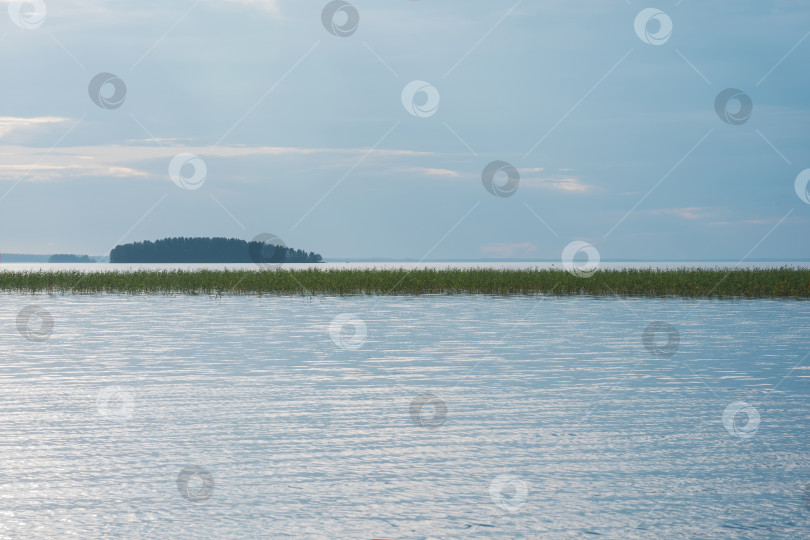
<box><xmin>1</xmin><ymin>0</ymin><xmax>808</xmax><ymax>260</ymax></box>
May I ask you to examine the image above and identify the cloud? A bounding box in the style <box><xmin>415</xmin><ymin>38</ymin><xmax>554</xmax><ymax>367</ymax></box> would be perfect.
<box><xmin>0</xmin><ymin>162</ymin><xmax>149</xmax><ymax>183</ymax></box>
<box><xmin>224</xmin><ymin>0</ymin><xmax>278</xmax><ymax>13</ymax></box>
<box><xmin>0</xmin><ymin>117</ymin><xmax>68</xmax><ymax>138</ymax></box>
<box><xmin>516</xmin><ymin>168</ymin><xmax>590</xmax><ymax>193</ymax></box>
<box><xmin>520</xmin><ymin>175</ymin><xmax>591</xmax><ymax>193</ymax></box>
<box><xmin>481</xmin><ymin>242</ymin><xmax>538</xmax><ymax>259</ymax></box>
<box><xmin>391</xmin><ymin>167</ymin><xmax>592</xmax><ymax>193</ymax></box>
<box><xmin>709</xmin><ymin>217</ymin><xmax>789</xmax><ymax>226</ymax></box>
<box><xmin>743</xmin><ymin>219</ymin><xmax>776</xmax><ymax>225</ymax></box>
<box><xmin>650</xmin><ymin>207</ymin><xmax>708</xmax><ymax>220</ymax></box>
<box><xmin>401</xmin><ymin>167</ymin><xmax>464</xmax><ymax>179</ymax></box>
<box><xmin>0</xmin><ymin>143</ymin><xmax>442</xmax><ymax>182</ymax></box>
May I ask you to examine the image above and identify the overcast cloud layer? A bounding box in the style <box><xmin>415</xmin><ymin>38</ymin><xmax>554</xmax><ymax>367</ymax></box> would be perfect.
<box><xmin>1</xmin><ymin>0</ymin><xmax>809</xmax><ymax>260</ymax></box>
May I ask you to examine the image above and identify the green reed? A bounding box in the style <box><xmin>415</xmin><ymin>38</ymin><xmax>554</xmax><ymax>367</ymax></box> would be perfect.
<box><xmin>0</xmin><ymin>267</ymin><xmax>807</xmax><ymax>298</ymax></box>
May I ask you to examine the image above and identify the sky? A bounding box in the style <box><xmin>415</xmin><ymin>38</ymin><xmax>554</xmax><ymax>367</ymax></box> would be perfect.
<box><xmin>1</xmin><ymin>0</ymin><xmax>809</xmax><ymax>261</ymax></box>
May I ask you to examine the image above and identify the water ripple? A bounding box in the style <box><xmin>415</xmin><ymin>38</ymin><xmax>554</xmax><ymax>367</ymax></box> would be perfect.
<box><xmin>0</xmin><ymin>295</ymin><xmax>808</xmax><ymax>537</ymax></box>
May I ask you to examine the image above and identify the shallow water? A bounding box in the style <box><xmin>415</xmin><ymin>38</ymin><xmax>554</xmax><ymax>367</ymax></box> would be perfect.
<box><xmin>2</xmin><ymin>295</ymin><xmax>809</xmax><ymax>538</ymax></box>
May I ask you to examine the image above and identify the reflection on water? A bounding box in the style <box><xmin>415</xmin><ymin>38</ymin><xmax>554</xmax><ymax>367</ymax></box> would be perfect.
<box><xmin>1</xmin><ymin>295</ymin><xmax>809</xmax><ymax>538</ymax></box>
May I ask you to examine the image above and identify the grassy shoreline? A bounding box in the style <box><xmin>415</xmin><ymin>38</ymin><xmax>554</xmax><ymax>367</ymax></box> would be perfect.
<box><xmin>0</xmin><ymin>268</ymin><xmax>807</xmax><ymax>298</ymax></box>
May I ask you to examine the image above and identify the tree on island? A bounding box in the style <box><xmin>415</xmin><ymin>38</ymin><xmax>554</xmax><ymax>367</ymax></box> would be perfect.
<box><xmin>109</xmin><ymin>237</ymin><xmax>323</xmax><ymax>264</ymax></box>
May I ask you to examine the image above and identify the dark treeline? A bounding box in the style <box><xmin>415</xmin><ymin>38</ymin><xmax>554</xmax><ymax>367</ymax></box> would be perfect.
<box><xmin>110</xmin><ymin>237</ymin><xmax>323</xmax><ymax>264</ymax></box>
<box><xmin>48</xmin><ymin>254</ymin><xmax>94</xmax><ymax>263</ymax></box>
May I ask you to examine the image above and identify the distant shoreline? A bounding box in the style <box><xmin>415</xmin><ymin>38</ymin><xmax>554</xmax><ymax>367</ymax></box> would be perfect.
<box><xmin>3</xmin><ymin>255</ymin><xmax>810</xmax><ymax>264</ymax></box>
<box><xmin>0</xmin><ymin>268</ymin><xmax>807</xmax><ymax>298</ymax></box>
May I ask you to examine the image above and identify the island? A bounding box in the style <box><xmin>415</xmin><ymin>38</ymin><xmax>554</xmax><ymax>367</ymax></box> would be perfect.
<box><xmin>48</xmin><ymin>254</ymin><xmax>95</xmax><ymax>263</ymax></box>
<box><xmin>109</xmin><ymin>237</ymin><xmax>323</xmax><ymax>264</ymax></box>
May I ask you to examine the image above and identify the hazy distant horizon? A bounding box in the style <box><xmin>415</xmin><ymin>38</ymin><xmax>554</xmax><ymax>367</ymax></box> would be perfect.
<box><xmin>3</xmin><ymin>252</ymin><xmax>810</xmax><ymax>265</ymax></box>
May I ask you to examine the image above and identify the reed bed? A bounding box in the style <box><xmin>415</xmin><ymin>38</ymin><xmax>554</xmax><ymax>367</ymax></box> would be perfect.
<box><xmin>0</xmin><ymin>267</ymin><xmax>807</xmax><ymax>298</ymax></box>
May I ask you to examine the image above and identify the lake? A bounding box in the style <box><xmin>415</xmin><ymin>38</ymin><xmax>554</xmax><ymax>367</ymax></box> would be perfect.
<box><xmin>2</xmin><ymin>293</ymin><xmax>810</xmax><ymax>537</ymax></box>
<box><xmin>1</xmin><ymin>261</ymin><xmax>809</xmax><ymax>273</ymax></box>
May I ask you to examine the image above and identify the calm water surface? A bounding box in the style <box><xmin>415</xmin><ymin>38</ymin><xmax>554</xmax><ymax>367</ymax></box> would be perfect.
<box><xmin>1</xmin><ymin>294</ymin><xmax>809</xmax><ymax>538</ymax></box>
<box><xmin>1</xmin><ymin>261</ymin><xmax>809</xmax><ymax>272</ymax></box>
